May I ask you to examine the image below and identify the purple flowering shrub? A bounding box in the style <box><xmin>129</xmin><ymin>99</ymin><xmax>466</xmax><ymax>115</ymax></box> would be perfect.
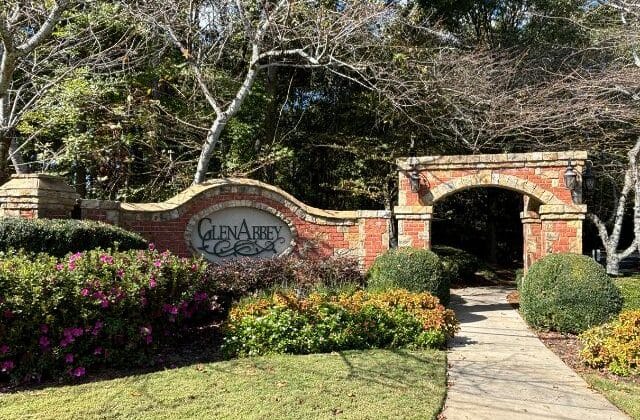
<box><xmin>0</xmin><ymin>247</ymin><xmax>210</xmax><ymax>383</ymax></box>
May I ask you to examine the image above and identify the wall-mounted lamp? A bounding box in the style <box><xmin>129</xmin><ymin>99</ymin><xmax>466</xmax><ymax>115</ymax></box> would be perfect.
<box><xmin>564</xmin><ymin>160</ymin><xmax>580</xmax><ymax>203</ymax></box>
<box><xmin>564</xmin><ymin>160</ymin><xmax>578</xmax><ymax>191</ymax></box>
<box><xmin>409</xmin><ymin>166</ymin><xmax>421</xmax><ymax>193</ymax></box>
<box><xmin>582</xmin><ymin>160</ymin><xmax>595</xmax><ymax>192</ymax></box>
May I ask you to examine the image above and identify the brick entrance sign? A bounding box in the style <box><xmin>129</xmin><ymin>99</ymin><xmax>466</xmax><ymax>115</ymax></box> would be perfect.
<box><xmin>0</xmin><ymin>151</ymin><xmax>587</xmax><ymax>271</ymax></box>
<box><xmin>395</xmin><ymin>152</ymin><xmax>587</xmax><ymax>270</ymax></box>
<box><xmin>0</xmin><ymin>176</ymin><xmax>389</xmax><ymax>269</ymax></box>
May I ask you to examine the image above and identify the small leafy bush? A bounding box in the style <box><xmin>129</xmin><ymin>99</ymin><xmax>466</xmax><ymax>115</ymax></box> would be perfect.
<box><xmin>0</xmin><ymin>217</ymin><xmax>147</xmax><ymax>256</ymax></box>
<box><xmin>520</xmin><ymin>253</ymin><xmax>622</xmax><ymax>333</ymax></box>
<box><xmin>206</xmin><ymin>255</ymin><xmax>364</xmax><ymax>308</ymax></box>
<box><xmin>515</xmin><ymin>269</ymin><xmax>524</xmax><ymax>289</ymax></box>
<box><xmin>432</xmin><ymin>245</ymin><xmax>480</xmax><ymax>284</ymax></box>
<box><xmin>0</xmin><ymin>248</ymin><xmax>209</xmax><ymax>383</ymax></box>
<box><xmin>580</xmin><ymin>310</ymin><xmax>640</xmax><ymax>376</ymax></box>
<box><xmin>222</xmin><ymin>289</ymin><xmax>459</xmax><ymax>357</ymax></box>
<box><xmin>366</xmin><ymin>248</ymin><xmax>449</xmax><ymax>305</ymax></box>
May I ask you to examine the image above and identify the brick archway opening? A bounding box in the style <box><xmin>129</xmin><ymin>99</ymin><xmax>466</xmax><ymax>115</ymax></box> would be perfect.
<box><xmin>431</xmin><ymin>187</ymin><xmax>524</xmax><ymax>269</ymax></box>
<box><xmin>394</xmin><ymin>152</ymin><xmax>588</xmax><ymax>271</ymax></box>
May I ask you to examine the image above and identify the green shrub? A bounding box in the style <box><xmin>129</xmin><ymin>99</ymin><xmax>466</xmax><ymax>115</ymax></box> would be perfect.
<box><xmin>432</xmin><ymin>245</ymin><xmax>480</xmax><ymax>284</ymax></box>
<box><xmin>520</xmin><ymin>253</ymin><xmax>622</xmax><ymax>333</ymax></box>
<box><xmin>0</xmin><ymin>248</ymin><xmax>209</xmax><ymax>383</ymax></box>
<box><xmin>206</xmin><ymin>255</ymin><xmax>364</xmax><ymax>307</ymax></box>
<box><xmin>0</xmin><ymin>217</ymin><xmax>147</xmax><ymax>256</ymax></box>
<box><xmin>580</xmin><ymin>310</ymin><xmax>640</xmax><ymax>377</ymax></box>
<box><xmin>515</xmin><ymin>269</ymin><xmax>524</xmax><ymax>289</ymax></box>
<box><xmin>222</xmin><ymin>289</ymin><xmax>459</xmax><ymax>357</ymax></box>
<box><xmin>366</xmin><ymin>248</ymin><xmax>449</xmax><ymax>305</ymax></box>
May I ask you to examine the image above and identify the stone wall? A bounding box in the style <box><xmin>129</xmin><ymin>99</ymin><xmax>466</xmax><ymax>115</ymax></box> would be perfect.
<box><xmin>80</xmin><ymin>178</ymin><xmax>390</xmax><ymax>269</ymax></box>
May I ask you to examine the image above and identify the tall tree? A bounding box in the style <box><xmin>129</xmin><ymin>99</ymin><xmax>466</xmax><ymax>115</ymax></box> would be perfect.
<box><xmin>128</xmin><ymin>0</ymin><xmax>398</xmax><ymax>184</ymax></box>
<box><xmin>0</xmin><ymin>1</ymin><xmax>130</xmax><ymax>180</ymax></box>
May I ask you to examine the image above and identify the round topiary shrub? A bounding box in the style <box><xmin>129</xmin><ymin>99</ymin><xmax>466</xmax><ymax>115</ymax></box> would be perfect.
<box><xmin>520</xmin><ymin>253</ymin><xmax>622</xmax><ymax>333</ymax></box>
<box><xmin>366</xmin><ymin>248</ymin><xmax>449</xmax><ymax>305</ymax></box>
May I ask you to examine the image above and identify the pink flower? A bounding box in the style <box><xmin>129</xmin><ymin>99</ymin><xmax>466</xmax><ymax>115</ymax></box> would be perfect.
<box><xmin>1</xmin><ymin>360</ymin><xmax>14</xmax><ymax>372</ymax></box>
<box><xmin>99</xmin><ymin>254</ymin><xmax>114</xmax><ymax>265</ymax></box>
<box><xmin>93</xmin><ymin>347</ymin><xmax>103</xmax><ymax>355</ymax></box>
<box><xmin>0</xmin><ymin>344</ymin><xmax>9</xmax><ymax>355</ymax></box>
<box><xmin>194</xmin><ymin>291</ymin><xmax>208</xmax><ymax>302</ymax></box>
<box><xmin>148</xmin><ymin>243</ymin><xmax>156</xmax><ymax>251</ymax></box>
<box><xmin>40</xmin><ymin>324</ymin><xmax>49</xmax><ymax>334</ymax></box>
<box><xmin>92</xmin><ymin>320</ymin><xmax>103</xmax><ymax>336</ymax></box>
<box><xmin>140</xmin><ymin>325</ymin><xmax>152</xmax><ymax>336</ymax></box>
<box><xmin>116</xmin><ymin>269</ymin><xmax>124</xmax><ymax>279</ymax></box>
<box><xmin>100</xmin><ymin>299</ymin><xmax>109</xmax><ymax>308</ymax></box>
<box><xmin>81</xmin><ymin>288</ymin><xmax>90</xmax><ymax>297</ymax></box>
<box><xmin>71</xmin><ymin>327</ymin><xmax>83</xmax><ymax>337</ymax></box>
<box><xmin>149</xmin><ymin>277</ymin><xmax>157</xmax><ymax>288</ymax></box>
<box><xmin>60</xmin><ymin>338</ymin><xmax>71</xmax><ymax>347</ymax></box>
<box><xmin>69</xmin><ymin>252</ymin><xmax>83</xmax><ymax>263</ymax></box>
<box><xmin>39</xmin><ymin>336</ymin><xmax>50</xmax><ymax>349</ymax></box>
<box><xmin>153</xmin><ymin>260</ymin><xmax>162</xmax><ymax>268</ymax></box>
<box><xmin>56</xmin><ymin>263</ymin><xmax>65</xmax><ymax>271</ymax></box>
<box><xmin>71</xmin><ymin>367</ymin><xmax>85</xmax><ymax>377</ymax></box>
<box><xmin>162</xmin><ymin>304</ymin><xmax>178</xmax><ymax>315</ymax></box>
<box><xmin>68</xmin><ymin>261</ymin><xmax>77</xmax><ymax>271</ymax></box>
<box><xmin>65</xmin><ymin>353</ymin><xmax>74</xmax><ymax>364</ymax></box>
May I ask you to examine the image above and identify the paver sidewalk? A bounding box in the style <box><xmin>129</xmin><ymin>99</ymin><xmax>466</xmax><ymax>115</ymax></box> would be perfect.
<box><xmin>441</xmin><ymin>286</ymin><xmax>629</xmax><ymax>420</ymax></box>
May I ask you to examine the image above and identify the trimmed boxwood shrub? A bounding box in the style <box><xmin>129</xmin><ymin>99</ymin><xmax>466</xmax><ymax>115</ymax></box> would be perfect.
<box><xmin>432</xmin><ymin>245</ymin><xmax>480</xmax><ymax>284</ymax></box>
<box><xmin>366</xmin><ymin>248</ymin><xmax>449</xmax><ymax>305</ymax></box>
<box><xmin>222</xmin><ymin>289</ymin><xmax>459</xmax><ymax>357</ymax></box>
<box><xmin>520</xmin><ymin>253</ymin><xmax>622</xmax><ymax>333</ymax></box>
<box><xmin>0</xmin><ymin>217</ymin><xmax>147</xmax><ymax>256</ymax></box>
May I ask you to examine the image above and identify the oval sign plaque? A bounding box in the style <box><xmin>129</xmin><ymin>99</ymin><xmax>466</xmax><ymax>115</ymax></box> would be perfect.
<box><xmin>187</xmin><ymin>206</ymin><xmax>294</xmax><ymax>262</ymax></box>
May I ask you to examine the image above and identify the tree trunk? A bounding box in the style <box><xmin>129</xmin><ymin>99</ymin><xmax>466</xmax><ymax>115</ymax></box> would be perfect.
<box><xmin>606</xmin><ymin>248</ymin><xmax>621</xmax><ymax>276</ymax></box>
<box><xmin>193</xmin><ymin>116</ymin><xmax>228</xmax><ymax>184</ymax></box>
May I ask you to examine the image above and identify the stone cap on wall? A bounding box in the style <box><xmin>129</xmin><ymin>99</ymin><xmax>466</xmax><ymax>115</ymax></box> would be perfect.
<box><xmin>396</xmin><ymin>151</ymin><xmax>588</xmax><ymax>170</ymax></box>
<box><xmin>82</xmin><ymin>177</ymin><xmax>390</xmax><ymax>223</ymax></box>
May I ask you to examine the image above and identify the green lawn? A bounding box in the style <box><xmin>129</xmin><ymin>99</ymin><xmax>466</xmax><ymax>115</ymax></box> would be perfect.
<box><xmin>615</xmin><ymin>276</ymin><xmax>640</xmax><ymax>310</ymax></box>
<box><xmin>584</xmin><ymin>374</ymin><xmax>640</xmax><ymax>420</ymax></box>
<box><xmin>0</xmin><ymin>349</ymin><xmax>446</xmax><ymax>420</ymax></box>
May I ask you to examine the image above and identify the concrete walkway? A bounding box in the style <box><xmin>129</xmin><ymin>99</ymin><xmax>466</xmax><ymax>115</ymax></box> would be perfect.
<box><xmin>441</xmin><ymin>286</ymin><xmax>629</xmax><ymax>420</ymax></box>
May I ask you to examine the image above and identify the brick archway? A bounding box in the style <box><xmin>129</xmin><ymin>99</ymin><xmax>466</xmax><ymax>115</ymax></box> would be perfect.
<box><xmin>394</xmin><ymin>152</ymin><xmax>588</xmax><ymax>270</ymax></box>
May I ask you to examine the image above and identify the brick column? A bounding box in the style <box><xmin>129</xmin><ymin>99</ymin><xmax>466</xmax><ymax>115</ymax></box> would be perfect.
<box><xmin>521</xmin><ymin>211</ymin><xmax>542</xmax><ymax>272</ymax></box>
<box><xmin>395</xmin><ymin>208</ymin><xmax>433</xmax><ymax>249</ymax></box>
<box><xmin>539</xmin><ymin>204</ymin><xmax>586</xmax><ymax>257</ymax></box>
<box><xmin>0</xmin><ymin>174</ymin><xmax>79</xmax><ymax>219</ymax></box>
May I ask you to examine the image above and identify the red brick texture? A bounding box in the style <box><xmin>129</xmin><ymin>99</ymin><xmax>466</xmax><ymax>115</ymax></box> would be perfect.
<box><xmin>80</xmin><ymin>179</ymin><xmax>390</xmax><ymax>270</ymax></box>
<box><xmin>395</xmin><ymin>152</ymin><xmax>588</xmax><ymax>270</ymax></box>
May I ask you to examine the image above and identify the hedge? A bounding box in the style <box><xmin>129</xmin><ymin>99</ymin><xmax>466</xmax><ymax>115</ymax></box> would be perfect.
<box><xmin>0</xmin><ymin>217</ymin><xmax>147</xmax><ymax>256</ymax></box>
<box><xmin>223</xmin><ymin>289</ymin><xmax>459</xmax><ymax>357</ymax></box>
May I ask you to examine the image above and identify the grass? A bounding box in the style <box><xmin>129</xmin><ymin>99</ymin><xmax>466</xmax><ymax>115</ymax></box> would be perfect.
<box><xmin>615</xmin><ymin>276</ymin><xmax>640</xmax><ymax>310</ymax></box>
<box><xmin>0</xmin><ymin>348</ymin><xmax>446</xmax><ymax>420</ymax></box>
<box><xmin>584</xmin><ymin>374</ymin><xmax>640</xmax><ymax>420</ymax></box>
